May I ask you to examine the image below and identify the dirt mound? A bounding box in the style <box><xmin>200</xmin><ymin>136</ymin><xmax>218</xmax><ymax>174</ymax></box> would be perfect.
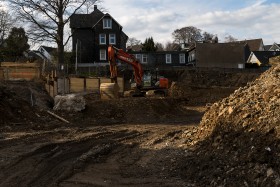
<box><xmin>0</xmin><ymin>81</ymin><xmax>53</xmax><ymax>128</ymax></box>
<box><xmin>71</xmin><ymin>97</ymin><xmax>194</xmax><ymax>125</ymax></box>
<box><xmin>169</xmin><ymin>69</ymin><xmax>262</xmax><ymax>104</ymax></box>
<box><xmin>182</xmin><ymin>65</ymin><xmax>280</xmax><ymax>186</ymax></box>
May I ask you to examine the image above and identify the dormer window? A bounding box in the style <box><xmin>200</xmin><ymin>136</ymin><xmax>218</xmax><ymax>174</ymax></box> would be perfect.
<box><xmin>103</xmin><ymin>18</ymin><xmax>112</xmax><ymax>29</ymax></box>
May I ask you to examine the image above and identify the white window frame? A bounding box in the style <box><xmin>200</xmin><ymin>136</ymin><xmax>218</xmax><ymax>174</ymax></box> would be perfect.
<box><xmin>166</xmin><ymin>54</ymin><xmax>172</xmax><ymax>64</ymax></box>
<box><xmin>103</xmin><ymin>18</ymin><xmax>112</xmax><ymax>29</ymax></box>
<box><xmin>188</xmin><ymin>53</ymin><xmax>195</xmax><ymax>62</ymax></box>
<box><xmin>142</xmin><ymin>54</ymin><xmax>148</xmax><ymax>64</ymax></box>
<box><xmin>136</xmin><ymin>54</ymin><xmax>141</xmax><ymax>62</ymax></box>
<box><xmin>100</xmin><ymin>49</ymin><xmax>106</xmax><ymax>60</ymax></box>
<box><xmin>109</xmin><ymin>34</ymin><xmax>116</xmax><ymax>44</ymax></box>
<box><xmin>99</xmin><ymin>34</ymin><xmax>106</xmax><ymax>45</ymax></box>
<box><xmin>179</xmin><ymin>53</ymin><xmax>185</xmax><ymax>64</ymax></box>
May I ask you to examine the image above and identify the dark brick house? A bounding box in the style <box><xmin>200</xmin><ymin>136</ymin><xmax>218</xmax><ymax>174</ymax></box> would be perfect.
<box><xmin>129</xmin><ymin>51</ymin><xmax>189</xmax><ymax>68</ymax></box>
<box><xmin>187</xmin><ymin>38</ymin><xmax>268</xmax><ymax>69</ymax></box>
<box><xmin>192</xmin><ymin>42</ymin><xmax>250</xmax><ymax>69</ymax></box>
<box><xmin>70</xmin><ymin>5</ymin><xmax>128</xmax><ymax>66</ymax></box>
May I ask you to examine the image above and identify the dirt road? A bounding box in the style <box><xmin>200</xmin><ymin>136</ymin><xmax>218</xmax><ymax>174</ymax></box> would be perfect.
<box><xmin>0</xmin><ymin>82</ymin><xmax>206</xmax><ymax>187</ymax></box>
<box><xmin>0</xmin><ymin>102</ymin><xmax>205</xmax><ymax>187</ymax></box>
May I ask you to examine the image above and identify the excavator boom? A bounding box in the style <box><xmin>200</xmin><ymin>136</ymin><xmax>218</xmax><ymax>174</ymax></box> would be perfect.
<box><xmin>108</xmin><ymin>45</ymin><xmax>143</xmax><ymax>88</ymax></box>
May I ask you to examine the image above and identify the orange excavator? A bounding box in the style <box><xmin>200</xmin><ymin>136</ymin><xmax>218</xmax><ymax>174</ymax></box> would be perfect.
<box><xmin>108</xmin><ymin>45</ymin><xmax>144</xmax><ymax>91</ymax></box>
<box><xmin>100</xmin><ymin>45</ymin><xmax>168</xmax><ymax>99</ymax></box>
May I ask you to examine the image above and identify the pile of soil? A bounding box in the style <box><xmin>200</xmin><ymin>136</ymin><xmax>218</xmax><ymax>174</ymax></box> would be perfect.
<box><xmin>169</xmin><ymin>69</ymin><xmax>262</xmax><ymax>104</ymax></box>
<box><xmin>181</xmin><ymin>65</ymin><xmax>280</xmax><ymax>186</ymax></box>
<box><xmin>0</xmin><ymin>81</ymin><xmax>55</xmax><ymax>131</ymax></box>
<box><xmin>69</xmin><ymin>97</ymin><xmax>194</xmax><ymax>125</ymax></box>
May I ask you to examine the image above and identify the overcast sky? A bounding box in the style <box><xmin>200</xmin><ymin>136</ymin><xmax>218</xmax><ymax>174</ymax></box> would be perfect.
<box><xmin>103</xmin><ymin>0</ymin><xmax>280</xmax><ymax>45</ymax></box>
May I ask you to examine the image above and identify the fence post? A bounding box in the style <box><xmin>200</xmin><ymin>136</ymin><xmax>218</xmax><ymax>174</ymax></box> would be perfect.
<box><xmin>84</xmin><ymin>77</ymin><xmax>86</xmax><ymax>92</ymax></box>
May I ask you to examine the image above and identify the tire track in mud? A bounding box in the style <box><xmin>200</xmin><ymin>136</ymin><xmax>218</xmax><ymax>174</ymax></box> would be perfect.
<box><xmin>0</xmin><ymin>129</ymin><xmax>144</xmax><ymax>187</ymax></box>
<box><xmin>59</xmin><ymin>127</ymin><xmax>190</xmax><ymax>187</ymax></box>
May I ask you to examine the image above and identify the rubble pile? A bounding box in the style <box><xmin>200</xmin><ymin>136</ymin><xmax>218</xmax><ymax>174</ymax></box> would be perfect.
<box><xmin>53</xmin><ymin>94</ymin><xmax>86</xmax><ymax>112</ymax></box>
<box><xmin>182</xmin><ymin>65</ymin><xmax>280</xmax><ymax>186</ymax></box>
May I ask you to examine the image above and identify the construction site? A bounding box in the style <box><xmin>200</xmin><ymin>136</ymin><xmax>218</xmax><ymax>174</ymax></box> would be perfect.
<box><xmin>0</xmin><ymin>60</ymin><xmax>279</xmax><ymax>187</ymax></box>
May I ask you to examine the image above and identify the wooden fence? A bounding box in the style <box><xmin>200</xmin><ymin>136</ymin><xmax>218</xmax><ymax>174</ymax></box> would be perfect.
<box><xmin>0</xmin><ymin>62</ymin><xmax>41</xmax><ymax>81</ymax></box>
<box><xmin>45</xmin><ymin>73</ymin><xmax>124</xmax><ymax>98</ymax></box>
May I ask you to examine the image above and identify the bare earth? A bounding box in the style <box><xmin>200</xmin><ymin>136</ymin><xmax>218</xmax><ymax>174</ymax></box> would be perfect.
<box><xmin>0</xmin><ymin>87</ymin><xmax>205</xmax><ymax>187</ymax></box>
<box><xmin>1</xmin><ymin>67</ymin><xmax>279</xmax><ymax>187</ymax></box>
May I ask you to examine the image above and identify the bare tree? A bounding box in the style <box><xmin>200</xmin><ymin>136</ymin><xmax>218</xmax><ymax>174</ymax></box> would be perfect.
<box><xmin>127</xmin><ymin>37</ymin><xmax>141</xmax><ymax>48</ymax></box>
<box><xmin>165</xmin><ymin>42</ymin><xmax>181</xmax><ymax>51</ymax></box>
<box><xmin>4</xmin><ymin>0</ymin><xmax>101</xmax><ymax>75</ymax></box>
<box><xmin>224</xmin><ymin>34</ymin><xmax>238</xmax><ymax>43</ymax></box>
<box><xmin>155</xmin><ymin>42</ymin><xmax>164</xmax><ymax>51</ymax></box>
<box><xmin>172</xmin><ymin>26</ymin><xmax>202</xmax><ymax>44</ymax></box>
<box><xmin>202</xmin><ymin>32</ymin><xmax>214</xmax><ymax>42</ymax></box>
<box><xmin>0</xmin><ymin>10</ymin><xmax>13</xmax><ymax>45</ymax></box>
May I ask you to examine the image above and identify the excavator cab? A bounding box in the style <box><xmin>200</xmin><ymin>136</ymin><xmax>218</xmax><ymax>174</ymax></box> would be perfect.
<box><xmin>129</xmin><ymin>69</ymin><xmax>169</xmax><ymax>97</ymax></box>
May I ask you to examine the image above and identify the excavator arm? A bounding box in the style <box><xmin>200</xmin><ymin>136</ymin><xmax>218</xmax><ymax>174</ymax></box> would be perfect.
<box><xmin>108</xmin><ymin>45</ymin><xmax>143</xmax><ymax>89</ymax></box>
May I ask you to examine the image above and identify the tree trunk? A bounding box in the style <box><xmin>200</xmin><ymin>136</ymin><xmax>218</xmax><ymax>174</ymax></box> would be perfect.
<box><xmin>57</xmin><ymin>0</ymin><xmax>64</xmax><ymax>77</ymax></box>
<box><xmin>57</xmin><ymin>28</ymin><xmax>64</xmax><ymax>76</ymax></box>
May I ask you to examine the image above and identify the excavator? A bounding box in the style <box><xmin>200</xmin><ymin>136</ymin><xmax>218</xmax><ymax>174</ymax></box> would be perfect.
<box><xmin>100</xmin><ymin>45</ymin><xmax>168</xmax><ymax>99</ymax></box>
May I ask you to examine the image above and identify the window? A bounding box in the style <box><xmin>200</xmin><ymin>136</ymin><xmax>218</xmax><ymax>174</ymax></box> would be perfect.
<box><xmin>135</xmin><ymin>54</ymin><xmax>141</xmax><ymax>62</ymax></box>
<box><xmin>179</xmin><ymin>54</ymin><xmax>185</xmax><ymax>64</ymax></box>
<box><xmin>100</xmin><ymin>49</ymin><xmax>106</xmax><ymax>60</ymax></box>
<box><xmin>142</xmin><ymin>54</ymin><xmax>148</xmax><ymax>64</ymax></box>
<box><xmin>188</xmin><ymin>53</ymin><xmax>195</xmax><ymax>62</ymax></box>
<box><xmin>99</xmin><ymin>34</ymin><xmax>106</xmax><ymax>44</ymax></box>
<box><xmin>166</xmin><ymin>54</ymin><xmax>171</xmax><ymax>64</ymax></box>
<box><xmin>103</xmin><ymin>18</ymin><xmax>112</xmax><ymax>29</ymax></box>
<box><xmin>109</xmin><ymin>34</ymin><xmax>116</xmax><ymax>44</ymax></box>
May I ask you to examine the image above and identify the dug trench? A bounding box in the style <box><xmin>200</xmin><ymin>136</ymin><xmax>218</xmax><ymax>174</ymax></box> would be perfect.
<box><xmin>1</xmin><ymin>67</ymin><xmax>279</xmax><ymax>187</ymax></box>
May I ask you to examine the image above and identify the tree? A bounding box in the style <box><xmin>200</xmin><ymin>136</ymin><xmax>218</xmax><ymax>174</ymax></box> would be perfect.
<box><xmin>172</xmin><ymin>26</ymin><xmax>202</xmax><ymax>44</ymax></box>
<box><xmin>0</xmin><ymin>10</ymin><xmax>13</xmax><ymax>46</ymax></box>
<box><xmin>165</xmin><ymin>42</ymin><xmax>181</xmax><ymax>51</ymax></box>
<box><xmin>127</xmin><ymin>37</ymin><xmax>141</xmax><ymax>48</ymax></box>
<box><xmin>4</xmin><ymin>27</ymin><xmax>30</xmax><ymax>61</ymax></box>
<box><xmin>142</xmin><ymin>37</ymin><xmax>157</xmax><ymax>52</ymax></box>
<box><xmin>224</xmin><ymin>34</ymin><xmax>238</xmax><ymax>43</ymax></box>
<box><xmin>202</xmin><ymin>31</ymin><xmax>216</xmax><ymax>42</ymax></box>
<box><xmin>155</xmin><ymin>42</ymin><xmax>164</xmax><ymax>51</ymax></box>
<box><xmin>4</xmin><ymin>0</ymin><xmax>101</xmax><ymax>75</ymax></box>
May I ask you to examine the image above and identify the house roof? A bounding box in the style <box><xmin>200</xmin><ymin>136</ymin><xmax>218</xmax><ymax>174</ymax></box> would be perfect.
<box><xmin>264</xmin><ymin>45</ymin><xmax>273</xmax><ymax>51</ymax></box>
<box><xmin>92</xmin><ymin>13</ymin><xmax>123</xmax><ymax>29</ymax></box>
<box><xmin>195</xmin><ymin>42</ymin><xmax>249</xmax><ymax>68</ymax></box>
<box><xmin>70</xmin><ymin>6</ymin><xmax>127</xmax><ymax>41</ymax></box>
<box><xmin>40</xmin><ymin>46</ymin><xmax>57</xmax><ymax>53</ymax></box>
<box><xmin>250</xmin><ymin>51</ymin><xmax>280</xmax><ymax>65</ymax></box>
<box><xmin>234</xmin><ymin>38</ymin><xmax>264</xmax><ymax>51</ymax></box>
<box><xmin>70</xmin><ymin>7</ymin><xmax>104</xmax><ymax>28</ymax></box>
<box><xmin>250</xmin><ymin>51</ymin><xmax>269</xmax><ymax>65</ymax></box>
<box><xmin>264</xmin><ymin>43</ymin><xmax>280</xmax><ymax>51</ymax></box>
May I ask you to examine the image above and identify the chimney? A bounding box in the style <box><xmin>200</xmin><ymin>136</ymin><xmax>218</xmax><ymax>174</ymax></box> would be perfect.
<box><xmin>94</xmin><ymin>5</ymin><xmax>97</xmax><ymax>11</ymax></box>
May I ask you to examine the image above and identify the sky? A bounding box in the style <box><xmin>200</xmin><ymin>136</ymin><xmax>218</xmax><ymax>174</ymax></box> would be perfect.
<box><xmin>103</xmin><ymin>0</ymin><xmax>280</xmax><ymax>45</ymax></box>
